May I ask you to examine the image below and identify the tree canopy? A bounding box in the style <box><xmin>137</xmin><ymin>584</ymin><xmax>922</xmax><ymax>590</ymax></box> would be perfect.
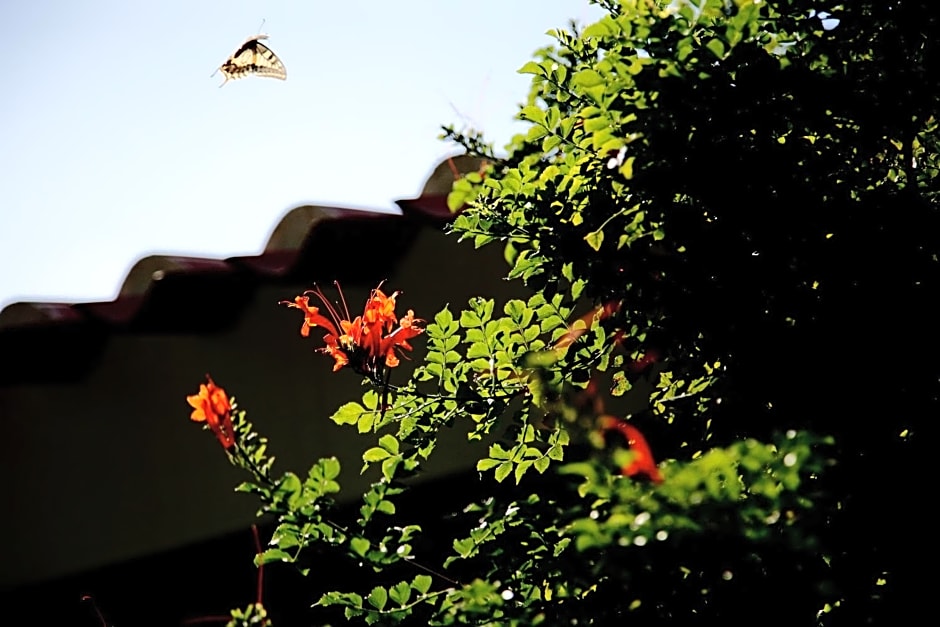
<box><xmin>445</xmin><ymin>1</ymin><xmax>936</xmax><ymax>621</ymax></box>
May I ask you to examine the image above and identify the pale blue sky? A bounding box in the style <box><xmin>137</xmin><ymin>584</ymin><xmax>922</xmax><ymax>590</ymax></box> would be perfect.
<box><xmin>0</xmin><ymin>0</ymin><xmax>601</xmax><ymax>311</ymax></box>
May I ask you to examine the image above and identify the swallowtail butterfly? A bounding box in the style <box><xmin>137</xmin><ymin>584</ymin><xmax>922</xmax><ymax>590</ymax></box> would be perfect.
<box><xmin>213</xmin><ymin>33</ymin><xmax>287</xmax><ymax>87</ymax></box>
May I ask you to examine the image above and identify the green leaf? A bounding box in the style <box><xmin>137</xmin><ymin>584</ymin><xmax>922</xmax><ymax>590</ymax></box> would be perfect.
<box><xmin>527</xmin><ymin>124</ymin><xmax>549</xmax><ymax>142</ymax></box>
<box><xmin>584</xmin><ymin>115</ymin><xmax>611</xmax><ymax>132</ymax></box>
<box><xmin>460</xmin><ymin>310</ymin><xmax>483</xmax><ymax>328</ymax></box>
<box><xmin>514</xmin><ymin>459</ymin><xmax>534</xmax><ymax>483</ymax></box>
<box><xmin>321</xmin><ymin>457</ymin><xmax>341</xmax><ymax>480</ymax></box>
<box><xmin>618</xmin><ymin>155</ymin><xmax>636</xmax><ymax>179</ymax></box>
<box><xmin>389</xmin><ymin>581</ymin><xmax>412</xmax><ymax>607</ymax></box>
<box><xmin>546</xmin><ymin>106</ymin><xmax>561</xmax><ymax>130</ymax></box>
<box><xmin>585</xmin><ymin>229</ymin><xmax>604</xmax><ymax>251</ymax></box>
<box><xmin>571</xmin><ymin>278</ymin><xmax>586</xmax><ymax>300</ymax></box>
<box><xmin>317</xmin><ymin>591</ymin><xmax>363</xmax><ymax>608</ymax></box>
<box><xmin>706</xmin><ymin>38</ymin><xmax>726</xmax><ymax>59</ymax></box>
<box><xmin>543</xmin><ymin>134</ymin><xmax>563</xmax><ymax>153</ymax></box>
<box><xmin>520</xmin><ymin>105</ymin><xmax>547</xmax><ymax>127</ymax></box>
<box><xmin>466</xmin><ymin>342</ymin><xmax>491</xmax><ymax>359</ymax></box>
<box><xmin>582</xmin><ymin>20</ymin><xmax>612</xmax><ymax>38</ymax></box>
<box><xmin>332</xmin><ymin>402</ymin><xmax>365</xmax><ymax>426</ymax></box>
<box><xmin>484</xmin><ymin>319</ymin><xmax>501</xmax><ymax>338</ymax></box>
<box><xmin>534</xmin><ymin>456</ymin><xmax>551</xmax><ymax>473</ymax></box>
<box><xmin>454</xmin><ymin>537</ymin><xmax>475</xmax><ymax>558</ymax></box>
<box><xmin>257</xmin><ymin>548</ymin><xmax>292</xmax><ymax>564</ymax></box>
<box><xmin>477</xmin><ymin>458</ymin><xmax>500</xmax><ymax>472</ymax></box>
<box><xmin>504</xmin><ymin>299</ymin><xmax>526</xmax><ymax>320</ymax></box>
<box><xmin>518</xmin><ymin>60</ymin><xmax>545</xmax><ymax>76</ymax></box>
<box><xmin>572</xmin><ymin>68</ymin><xmax>605</xmax><ymax>88</ymax></box>
<box><xmin>357</xmin><ymin>411</ymin><xmax>376</xmax><ymax>434</ymax></box>
<box><xmin>381</xmin><ymin>456</ymin><xmax>401</xmax><ymax>482</ymax></box>
<box><xmin>350</xmin><ymin>536</ymin><xmax>370</xmax><ymax>557</ymax></box>
<box><xmin>276</xmin><ymin>472</ymin><xmax>301</xmax><ymax>497</ymax></box>
<box><xmin>523</xmin><ymin>325</ymin><xmax>541</xmax><ymax>342</ymax></box>
<box><xmin>494</xmin><ymin>461</ymin><xmax>513</xmax><ymax>483</ymax></box>
<box><xmin>234</xmin><ymin>481</ymin><xmax>260</xmax><ymax>494</ymax></box>
<box><xmin>363</xmin><ymin>447</ymin><xmax>391</xmax><ymax>462</ymax></box>
<box><xmin>362</xmin><ymin>390</ymin><xmax>380</xmax><ymax>410</ymax></box>
<box><xmin>447</xmin><ymin>189</ymin><xmax>466</xmax><ymax>212</ymax></box>
<box><xmin>412</xmin><ymin>574</ymin><xmax>433</xmax><ymax>594</ymax></box>
<box><xmin>488</xmin><ymin>443</ymin><xmax>511</xmax><ymax>459</ymax></box>
<box><xmin>378</xmin><ymin>434</ymin><xmax>400</xmax><ymax>455</ymax></box>
<box><xmin>473</xmin><ymin>233</ymin><xmax>496</xmax><ymax>248</ymax></box>
<box><xmin>368</xmin><ymin>586</ymin><xmax>388</xmax><ymax>611</ymax></box>
<box><xmin>612</xmin><ymin>371</ymin><xmax>632</xmax><ymax>396</ymax></box>
<box><xmin>270</xmin><ymin>523</ymin><xmax>300</xmax><ymax>549</ymax></box>
<box><xmin>433</xmin><ymin>307</ymin><xmax>454</xmax><ymax>328</ymax></box>
<box><xmin>547</xmin><ymin>445</ymin><xmax>565</xmax><ymax>461</ymax></box>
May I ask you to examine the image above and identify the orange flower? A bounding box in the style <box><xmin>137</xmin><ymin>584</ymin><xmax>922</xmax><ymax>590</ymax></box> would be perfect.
<box><xmin>281</xmin><ymin>295</ymin><xmax>340</xmax><ymax>338</ymax></box>
<box><xmin>553</xmin><ymin>300</ymin><xmax>660</xmax><ymax>373</ymax></box>
<box><xmin>599</xmin><ymin>415</ymin><xmax>664</xmax><ymax>484</ymax></box>
<box><xmin>282</xmin><ymin>282</ymin><xmax>424</xmax><ymax>379</ymax></box>
<box><xmin>187</xmin><ymin>375</ymin><xmax>236</xmax><ymax>449</ymax></box>
<box><xmin>553</xmin><ymin>300</ymin><xmax>621</xmax><ymax>351</ymax></box>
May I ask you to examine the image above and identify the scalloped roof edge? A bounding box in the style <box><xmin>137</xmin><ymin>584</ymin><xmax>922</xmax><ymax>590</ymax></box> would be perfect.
<box><xmin>0</xmin><ymin>154</ymin><xmax>484</xmax><ymax>333</ymax></box>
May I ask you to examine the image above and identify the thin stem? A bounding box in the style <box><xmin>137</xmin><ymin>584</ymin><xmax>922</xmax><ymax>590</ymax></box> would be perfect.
<box><xmin>404</xmin><ymin>556</ymin><xmax>462</xmax><ymax>586</ymax></box>
<box><xmin>81</xmin><ymin>595</ymin><xmax>108</xmax><ymax>627</ymax></box>
<box><xmin>251</xmin><ymin>524</ymin><xmax>264</xmax><ymax>606</ymax></box>
<box><xmin>655</xmin><ymin>390</ymin><xmax>704</xmax><ymax>404</ymax></box>
<box><xmin>363</xmin><ymin>588</ymin><xmax>455</xmax><ymax>615</ymax></box>
<box><xmin>180</xmin><ymin>615</ymin><xmax>230</xmax><ymax>625</ymax></box>
<box><xmin>384</xmin><ymin>383</ymin><xmax>522</xmax><ymax>404</ymax></box>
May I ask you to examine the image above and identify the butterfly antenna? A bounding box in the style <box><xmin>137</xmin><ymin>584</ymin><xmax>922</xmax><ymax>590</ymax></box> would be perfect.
<box><xmin>474</xmin><ymin>72</ymin><xmax>491</xmax><ymax>129</ymax></box>
<box><xmin>448</xmin><ymin>101</ymin><xmax>473</xmax><ymax>131</ymax></box>
<box><xmin>257</xmin><ymin>18</ymin><xmax>266</xmax><ymax>34</ymax></box>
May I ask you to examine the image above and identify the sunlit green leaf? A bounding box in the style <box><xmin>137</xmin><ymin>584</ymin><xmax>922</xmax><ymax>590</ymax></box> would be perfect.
<box><xmin>494</xmin><ymin>462</ymin><xmax>513</xmax><ymax>483</ymax></box>
<box><xmin>350</xmin><ymin>537</ymin><xmax>370</xmax><ymax>557</ymax></box>
<box><xmin>412</xmin><ymin>574</ymin><xmax>433</xmax><ymax>594</ymax></box>
<box><xmin>332</xmin><ymin>402</ymin><xmax>365</xmax><ymax>426</ymax></box>
<box><xmin>363</xmin><ymin>447</ymin><xmax>391</xmax><ymax>463</ymax></box>
<box><xmin>585</xmin><ymin>229</ymin><xmax>604</xmax><ymax>251</ymax></box>
<box><xmin>368</xmin><ymin>586</ymin><xmax>388</xmax><ymax>611</ymax></box>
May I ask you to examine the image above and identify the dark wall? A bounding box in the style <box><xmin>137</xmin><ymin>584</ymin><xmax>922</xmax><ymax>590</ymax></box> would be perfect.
<box><xmin>0</xmin><ymin>222</ymin><xmax>527</xmax><ymax>588</ymax></box>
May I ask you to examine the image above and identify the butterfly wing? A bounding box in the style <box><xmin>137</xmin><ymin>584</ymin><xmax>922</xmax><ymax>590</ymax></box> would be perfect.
<box><xmin>217</xmin><ymin>34</ymin><xmax>287</xmax><ymax>86</ymax></box>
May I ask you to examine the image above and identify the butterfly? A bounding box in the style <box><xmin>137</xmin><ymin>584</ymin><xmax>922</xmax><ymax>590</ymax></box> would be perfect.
<box><xmin>213</xmin><ymin>33</ymin><xmax>287</xmax><ymax>87</ymax></box>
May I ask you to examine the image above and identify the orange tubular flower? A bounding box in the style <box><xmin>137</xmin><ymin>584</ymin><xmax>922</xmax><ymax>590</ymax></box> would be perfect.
<box><xmin>281</xmin><ymin>282</ymin><xmax>424</xmax><ymax>379</ymax></box>
<box><xmin>553</xmin><ymin>300</ymin><xmax>661</xmax><ymax>374</ymax></box>
<box><xmin>187</xmin><ymin>375</ymin><xmax>236</xmax><ymax>449</ymax></box>
<box><xmin>553</xmin><ymin>300</ymin><xmax>621</xmax><ymax>351</ymax></box>
<box><xmin>599</xmin><ymin>415</ymin><xmax>664</xmax><ymax>484</ymax></box>
<box><xmin>281</xmin><ymin>295</ymin><xmax>340</xmax><ymax>339</ymax></box>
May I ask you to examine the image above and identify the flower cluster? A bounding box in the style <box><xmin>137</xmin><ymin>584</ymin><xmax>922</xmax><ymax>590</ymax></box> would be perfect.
<box><xmin>187</xmin><ymin>375</ymin><xmax>235</xmax><ymax>449</ymax></box>
<box><xmin>282</xmin><ymin>283</ymin><xmax>424</xmax><ymax>380</ymax></box>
